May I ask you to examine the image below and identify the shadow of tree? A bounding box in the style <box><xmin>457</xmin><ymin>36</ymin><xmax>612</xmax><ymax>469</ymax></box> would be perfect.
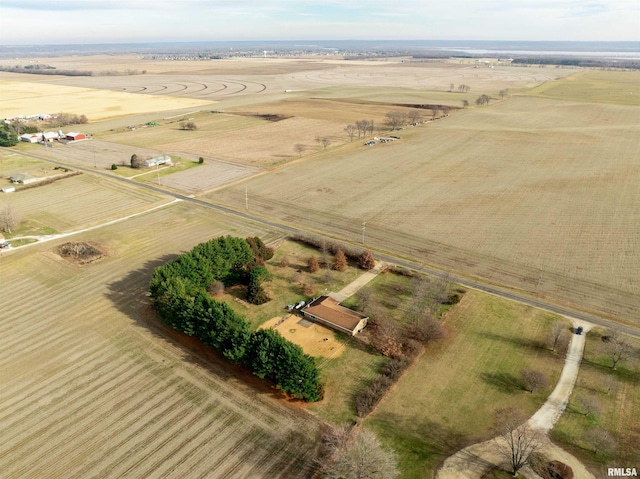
<box><xmin>476</xmin><ymin>331</ymin><xmax>547</xmax><ymax>352</ymax></box>
<box><xmin>481</xmin><ymin>372</ymin><xmax>525</xmax><ymax>394</ymax></box>
<box><xmin>104</xmin><ymin>256</ymin><xmax>295</xmax><ymax>403</ymax></box>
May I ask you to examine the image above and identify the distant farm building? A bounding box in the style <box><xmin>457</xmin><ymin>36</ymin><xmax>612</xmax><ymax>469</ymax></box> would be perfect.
<box><xmin>301</xmin><ymin>296</ymin><xmax>368</xmax><ymax>336</ymax></box>
<box><xmin>65</xmin><ymin>132</ymin><xmax>86</xmax><ymax>141</ymax></box>
<box><xmin>20</xmin><ymin>134</ymin><xmax>40</xmax><ymax>143</ymax></box>
<box><xmin>9</xmin><ymin>173</ymin><xmax>37</xmax><ymax>184</ymax></box>
<box><xmin>41</xmin><ymin>132</ymin><xmax>59</xmax><ymax>142</ymax></box>
<box><xmin>143</xmin><ymin>155</ymin><xmax>172</xmax><ymax>167</ymax></box>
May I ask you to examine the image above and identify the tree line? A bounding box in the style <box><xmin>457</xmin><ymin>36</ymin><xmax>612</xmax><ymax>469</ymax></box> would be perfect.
<box><xmin>149</xmin><ymin>236</ymin><xmax>324</xmax><ymax>401</ymax></box>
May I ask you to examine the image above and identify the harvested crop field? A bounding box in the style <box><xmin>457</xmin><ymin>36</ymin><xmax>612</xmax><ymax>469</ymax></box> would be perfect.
<box><xmin>158</xmin><ymin>159</ymin><xmax>260</xmax><ymax>194</ymax></box>
<box><xmin>3</xmin><ymin>174</ymin><xmax>167</xmax><ymax>235</ymax></box>
<box><xmin>0</xmin><ymin>80</ymin><xmax>214</xmax><ymax>121</ymax></box>
<box><xmin>210</xmin><ymin>93</ymin><xmax>640</xmax><ymax>322</ymax></box>
<box><xmin>0</xmin><ymin>201</ymin><xmax>319</xmax><ymax>479</ymax></box>
<box><xmin>157</xmin><ymin>116</ymin><xmax>342</xmax><ymax>167</ymax></box>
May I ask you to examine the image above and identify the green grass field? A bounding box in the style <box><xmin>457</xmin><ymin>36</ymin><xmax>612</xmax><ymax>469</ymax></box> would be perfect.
<box><xmin>363</xmin><ymin>290</ymin><xmax>569</xmax><ymax>478</ymax></box>
<box><xmin>552</xmin><ymin>329</ymin><xmax>640</xmax><ymax>475</ymax></box>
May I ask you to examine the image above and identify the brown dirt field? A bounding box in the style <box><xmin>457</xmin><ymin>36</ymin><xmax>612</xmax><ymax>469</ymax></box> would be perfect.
<box><xmin>0</xmin><ymin>201</ymin><xmax>320</xmax><ymax>478</ymax></box>
<box><xmin>209</xmin><ymin>94</ymin><xmax>640</xmax><ymax>323</ymax></box>
<box><xmin>157</xmin><ymin>116</ymin><xmax>344</xmax><ymax>167</ymax></box>
<box><xmin>262</xmin><ymin>315</ymin><xmax>346</xmax><ymax>359</ymax></box>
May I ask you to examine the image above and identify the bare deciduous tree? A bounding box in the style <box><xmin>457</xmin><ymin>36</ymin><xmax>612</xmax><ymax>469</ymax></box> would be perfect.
<box><xmin>577</xmin><ymin>395</ymin><xmax>601</xmax><ymax>418</ymax></box>
<box><xmin>0</xmin><ymin>203</ymin><xmax>20</xmax><ymax>234</ymax></box>
<box><xmin>430</xmin><ymin>105</ymin><xmax>439</xmax><ymax>120</ymax></box>
<box><xmin>584</xmin><ymin>428</ymin><xmax>615</xmax><ymax>455</ymax></box>
<box><xmin>367</xmin><ymin>119</ymin><xmax>375</xmax><ymax>136</ymax></box>
<box><xmin>385</xmin><ymin>111</ymin><xmax>407</xmax><ymax>131</ymax></box>
<box><xmin>407</xmin><ymin>110</ymin><xmax>423</xmax><ymax>125</ymax></box>
<box><xmin>462</xmin><ymin>99</ymin><xmax>469</xmax><ymax>108</ymax></box>
<box><xmin>605</xmin><ymin>331</ymin><xmax>633</xmax><ymax>370</ymax></box>
<box><xmin>321</xmin><ymin>427</ymin><xmax>399</xmax><ymax>479</ymax></box>
<box><xmin>548</xmin><ymin>322</ymin><xmax>566</xmax><ymax>351</ymax></box>
<box><xmin>344</xmin><ymin>124</ymin><xmax>357</xmax><ymax>141</ymax></box>
<box><xmin>279</xmin><ymin>255</ymin><xmax>290</xmax><ymax>268</ymax></box>
<box><xmin>294</xmin><ymin>143</ymin><xmax>306</xmax><ymax>156</ymax></box>
<box><xmin>316</xmin><ymin>136</ymin><xmax>331</xmax><ymax>150</ymax></box>
<box><xmin>495</xmin><ymin>408</ymin><xmax>542</xmax><ymax>476</ymax></box>
<box><xmin>180</xmin><ymin>121</ymin><xmax>197</xmax><ymax>130</ymax></box>
<box><xmin>499</xmin><ymin>89</ymin><xmax>510</xmax><ymax>100</ymax></box>
<box><xmin>520</xmin><ymin>369</ymin><xmax>549</xmax><ymax>393</ymax></box>
<box><xmin>407</xmin><ymin>316</ymin><xmax>446</xmax><ymax>344</ymax></box>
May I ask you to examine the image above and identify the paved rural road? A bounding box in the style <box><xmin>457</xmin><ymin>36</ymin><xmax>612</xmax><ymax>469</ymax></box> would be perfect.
<box><xmin>6</xmin><ymin>147</ymin><xmax>640</xmax><ymax>340</ymax></box>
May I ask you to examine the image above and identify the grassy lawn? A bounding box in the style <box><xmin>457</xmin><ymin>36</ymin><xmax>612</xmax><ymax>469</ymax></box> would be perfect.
<box><xmin>309</xmin><ymin>340</ymin><xmax>389</xmax><ymax>425</ymax></box>
<box><xmin>363</xmin><ymin>290</ymin><xmax>569</xmax><ymax>478</ymax></box>
<box><xmin>552</xmin><ymin>329</ymin><xmax>640</xmax><ymax>476</ymax></box>
<box><xmin>220</xmin><ymin>239</ymin><xmax>364</xmax><ymax>329</ymax></box>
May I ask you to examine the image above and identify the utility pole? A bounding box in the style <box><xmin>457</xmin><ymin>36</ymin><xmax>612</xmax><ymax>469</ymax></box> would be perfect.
<box><xmin>362</xmin><ymin>221</ymin><xmax>366</xmax><ymax>245</ymax></box>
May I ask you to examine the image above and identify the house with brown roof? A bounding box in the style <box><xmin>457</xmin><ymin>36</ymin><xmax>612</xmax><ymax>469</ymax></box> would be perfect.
<box><xmin>301</xmin><ymin>296</ymin><xmax>368</xmax><ymax>336</ymax></box>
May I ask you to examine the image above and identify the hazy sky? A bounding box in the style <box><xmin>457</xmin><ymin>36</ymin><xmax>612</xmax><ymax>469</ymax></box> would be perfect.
<box><xmin>0</xmin><ymin>1</ymin><xmax>638</xmax><ymax>45</ymax></box>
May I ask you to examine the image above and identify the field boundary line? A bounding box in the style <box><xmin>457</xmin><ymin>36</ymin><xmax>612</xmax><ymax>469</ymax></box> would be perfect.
<box><xmin>6</xmin><ymin>198</ymin><xmax>181</xmax><ymax>250</ymax></box>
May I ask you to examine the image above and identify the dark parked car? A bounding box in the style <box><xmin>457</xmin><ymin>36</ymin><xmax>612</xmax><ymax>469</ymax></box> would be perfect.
<box><xmin>576</xmin><ymin>326</ymin><xmax>583</xmax><ymax>335</ymax></box>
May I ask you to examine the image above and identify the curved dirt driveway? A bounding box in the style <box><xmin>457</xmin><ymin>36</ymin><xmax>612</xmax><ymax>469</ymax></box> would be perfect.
<box><xmin>436</xmin><ymin>318</ymin><xmax>595</xmax><ymax>479</ymax></box>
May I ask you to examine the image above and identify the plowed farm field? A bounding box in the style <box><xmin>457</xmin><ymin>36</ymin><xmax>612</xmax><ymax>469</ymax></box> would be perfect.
<box><xmin>0</xmin><ymin>202</ymin><xmax>320</xmax><ymax>479</ymax></box>
<box><xmin>209</xmin><ymin>95</ymin><xmax>640</xmax><ymax>322</ymax></box>
<box><xmin>2</xmin><ymin>173</ymin><xmax>167</xmax><ymax>235</ymax></box>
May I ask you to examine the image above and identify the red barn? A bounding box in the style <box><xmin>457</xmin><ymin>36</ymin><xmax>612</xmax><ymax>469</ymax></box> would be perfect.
<box><xmin>66</xmin><ymin>132</ymin><xmax>86</xmax><ymax>141</ymax></box>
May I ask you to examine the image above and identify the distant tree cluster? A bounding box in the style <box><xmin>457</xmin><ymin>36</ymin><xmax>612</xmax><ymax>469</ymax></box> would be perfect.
<box><xmin>0</xmin><ymin>65</ymin><xmax>92</xmax><ymax>76</ymax></box>
<box><xmin>345</xmin><ymin>120</ymin><xmax>375</xmax><ymax>140</ymax></box>
<box><xmin>149</xmin><ymin>236</ymin><xmax>324</xmax><ymax>401</ymax></box>
<box><xmin>50</xmin><ymin>112</ymin><xmax>88</xmax><ymax>127</ymax></box>
<box><xmin>476</xmin><ymin>94</ymin><xmax>491</xmax><ymax>106</ymax></box>
<box><xmin>0</xmin><ymin>123</ymin><xmax>18</xmax><ymax>147</ymax></box>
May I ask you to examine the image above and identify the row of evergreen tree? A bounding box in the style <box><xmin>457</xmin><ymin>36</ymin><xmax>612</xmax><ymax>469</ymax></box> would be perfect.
<box><xmin>149</xmin><ymin>236</ymin><xmax>324</xmax><ymax>402</ymax></box>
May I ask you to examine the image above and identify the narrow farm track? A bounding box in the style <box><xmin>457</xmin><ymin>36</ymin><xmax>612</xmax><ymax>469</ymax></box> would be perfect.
<box><xmin>0</xmin><ymin>202</ymin><xmax>320</xmax><ymax>478</ymax></box>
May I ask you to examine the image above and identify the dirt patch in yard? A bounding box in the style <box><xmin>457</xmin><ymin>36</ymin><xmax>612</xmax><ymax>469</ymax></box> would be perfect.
<box><xmin>56</xmin><ymin>241</ymin><xmax>105</xmax><ymax>264</ymax></box>
<box><xmin>262</xmin><ymin>314</ymin><xmax>347</xmax><ymax>359</ymax></box>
